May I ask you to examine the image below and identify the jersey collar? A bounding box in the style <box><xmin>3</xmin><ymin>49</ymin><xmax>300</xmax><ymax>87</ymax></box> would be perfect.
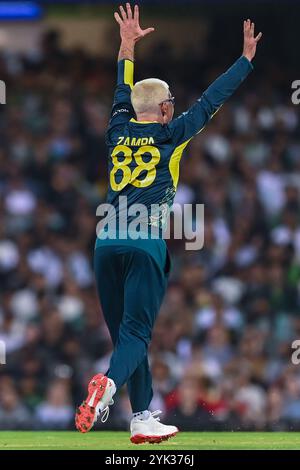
<box><xmin>130</xmin><ymin>118</ymin><xmax>159</xmax><ymax>124</ymax></box>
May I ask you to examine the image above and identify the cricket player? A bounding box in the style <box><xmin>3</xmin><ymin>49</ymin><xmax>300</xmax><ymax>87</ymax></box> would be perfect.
<box><xmin>75</xmin><ymin>4</ymin><xmax>262</xmax><ymax>443</ymax></box>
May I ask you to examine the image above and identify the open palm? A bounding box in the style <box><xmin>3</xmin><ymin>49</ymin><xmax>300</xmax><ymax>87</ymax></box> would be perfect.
<box><xmin>243</xmin><ymin>19</ymin><xmax>262</xmax><ymax>61</ymax></box>
<box><xmin>114</xmin><ymin>3</ymin><xmax>155</xmax><ymax>44</ymax></box>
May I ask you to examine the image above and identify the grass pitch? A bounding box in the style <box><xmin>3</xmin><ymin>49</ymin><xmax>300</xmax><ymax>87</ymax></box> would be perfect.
<box><xmin>0</xmin><ymin>431</ymin><xmax>299</xmax><ymax>450</ymax></box>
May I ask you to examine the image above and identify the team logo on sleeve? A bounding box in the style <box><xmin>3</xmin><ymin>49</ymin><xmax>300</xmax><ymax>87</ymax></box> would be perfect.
<box><xmin>112</xmin><ymin>107</ymin><xmax>130</xmax><ymax>117</ymax></box>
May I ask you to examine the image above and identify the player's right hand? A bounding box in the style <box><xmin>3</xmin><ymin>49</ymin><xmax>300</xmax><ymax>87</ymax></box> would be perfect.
<box><xmin>114</xmin><ymin>3</ymin><xmax>155</xmax><ymax>44</ymax></box>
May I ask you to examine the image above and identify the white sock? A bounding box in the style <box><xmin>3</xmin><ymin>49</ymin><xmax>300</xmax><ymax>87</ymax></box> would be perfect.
<box><xmin>133</xmin><ymin>410</ymin><xmax>151</xmax><ymax>420</ymax></box>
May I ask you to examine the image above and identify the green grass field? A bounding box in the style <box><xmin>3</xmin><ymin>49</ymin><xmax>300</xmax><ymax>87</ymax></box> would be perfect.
<box><xmin>0</xmin><ymin>431</ymin><xmax>299</xmax><ymax>450</ymax></box>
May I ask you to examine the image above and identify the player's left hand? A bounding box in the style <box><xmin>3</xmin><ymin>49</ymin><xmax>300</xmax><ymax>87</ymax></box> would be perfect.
<box><xmin>242</xmin><ymin>19</ymin><xmax>262</xmax><ymax>61</ymax></box>
<box><xmin>114</xmin><ymin>3</ymin><xmax>155</xmax><ymax>44</ymax></box>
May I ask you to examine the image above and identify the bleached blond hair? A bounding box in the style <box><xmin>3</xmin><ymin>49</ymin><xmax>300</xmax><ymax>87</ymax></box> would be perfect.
<box><xmin>131</xmin><ymin>78</ymin><xmax>170</xmax><ymax>114</ymax></box>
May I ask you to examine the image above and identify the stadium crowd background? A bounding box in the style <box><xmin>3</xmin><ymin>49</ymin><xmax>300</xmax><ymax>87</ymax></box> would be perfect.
<box><xmin>1</xmin><ymin>2</ymin><xmax>300</xmax><ymax>431</ymax></box>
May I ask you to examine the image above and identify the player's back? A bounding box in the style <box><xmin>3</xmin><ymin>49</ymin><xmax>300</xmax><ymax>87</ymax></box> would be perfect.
<box><xmin>101</xmin><ymin>55</ymin><xmax>253</xmax><ymax>236</ymax></box>
<box><xmin>106</xmin><ymin>118</ymin><xmax>179</xmax><ymax>218</ymax></box>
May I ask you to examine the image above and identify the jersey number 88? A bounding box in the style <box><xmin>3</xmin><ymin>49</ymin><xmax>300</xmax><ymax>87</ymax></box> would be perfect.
<box><xmin>110</xmin><ymin>145</ymin><xmax>161</xmax><ymax>191</ymax></box>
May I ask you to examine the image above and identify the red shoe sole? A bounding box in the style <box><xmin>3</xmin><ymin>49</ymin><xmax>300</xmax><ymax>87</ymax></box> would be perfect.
<box><xmin>75</xmin><ymin>373</ymin><xmax>108</xmax><ymax>433</ymax></box>
<box><xmin>130</xmin><ymin>431</ymin><xmax>178</xmax><ymax>444</ymax></box>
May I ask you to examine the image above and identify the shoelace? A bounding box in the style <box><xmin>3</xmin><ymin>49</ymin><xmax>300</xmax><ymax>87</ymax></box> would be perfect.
<box><xmin>98</xmin><ymin>398</ymin><xmax>114</xmax><ymax>424</ymax></box>
<box><xmin>100</xmin><ymin>406</ymin><xmax>110</xmax><ymax>423</ymax></box>
<box><xmin>150</xmin><ymin>410</ymin><xmax>162</xmax><ymax>421</ymax></box>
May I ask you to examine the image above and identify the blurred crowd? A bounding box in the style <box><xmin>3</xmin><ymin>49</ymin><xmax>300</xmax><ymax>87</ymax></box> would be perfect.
<box><xmin>1</xmin><ymin>27</ymin><xmax>300</xmax><ymax>432</ymax></box>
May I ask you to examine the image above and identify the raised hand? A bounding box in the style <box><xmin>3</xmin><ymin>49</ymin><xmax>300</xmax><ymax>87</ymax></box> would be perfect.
<box><xmin>242</xmin><ymin>19</ymin><xmax>262</xmax><ymax>61</ymax></box>
<box><xmin>114</xmin><ymin>3</ymin><xmax>155</xmax><ymax>44</ymax></box>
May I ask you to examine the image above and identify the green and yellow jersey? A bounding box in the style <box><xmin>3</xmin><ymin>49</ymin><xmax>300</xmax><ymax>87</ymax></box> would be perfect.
<box><xmin>105</xmin><ymin>56</ymin><xmax>252</xmax><ymax>225</ymax></box>
<box><xmin>96</xmin><ymin>56</ymin><xmax>252</xmax><ymax>259</ymax></box>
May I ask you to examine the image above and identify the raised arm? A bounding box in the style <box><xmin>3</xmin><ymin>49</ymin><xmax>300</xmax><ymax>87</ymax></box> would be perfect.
<box><xmin>169</xmin><ymin>20</ymin><xmax>262</xmax><ymax>144</ymax></box>
<box><xmin>115</xmin><ymin>3</ymin><xmax>154</xmax><ymax>62</ymax></box>
<box><xmin>108</xmin><ymin>4</ymin><xmax>154</xmax><ymax>128</ymax></box>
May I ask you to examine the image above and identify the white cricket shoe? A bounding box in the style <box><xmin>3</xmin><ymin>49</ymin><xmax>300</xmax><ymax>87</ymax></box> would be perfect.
<box><xmin>130</xmin><ymin>410</ymin><xmax>179</xmax><ymax>444</ymax></box>
<box><xmin>75</xmin><ymin>373</ymin><xmax>116</xmax><ymax>433</ymax></box>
